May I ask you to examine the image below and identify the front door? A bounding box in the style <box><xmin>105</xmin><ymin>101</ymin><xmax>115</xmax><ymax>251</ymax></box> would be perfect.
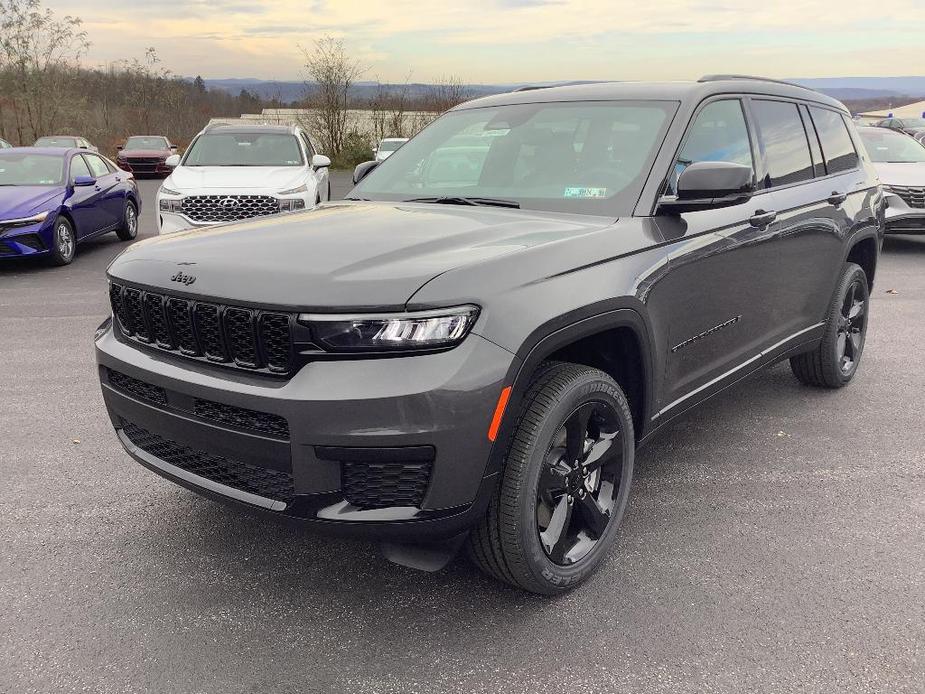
<box><xmin>66</xmin><ymin>154</ymin><xmax>107</xmax><ymax>238</ymax></box>
<box><xmin>648</xmin><ymin>98</ymin><xmax>784</xmax><ymax>416</ymax></box>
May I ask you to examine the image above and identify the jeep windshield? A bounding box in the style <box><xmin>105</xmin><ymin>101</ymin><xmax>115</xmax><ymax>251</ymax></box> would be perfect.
<box><xmin>351</xmin><ymin>100</ymin><xmax>677</xmax><ymax>216</ymax></box>
<box><xmin>182</xmin><ymin>133</ymin><xmax>304</xmax><ymax>167</ymax></box>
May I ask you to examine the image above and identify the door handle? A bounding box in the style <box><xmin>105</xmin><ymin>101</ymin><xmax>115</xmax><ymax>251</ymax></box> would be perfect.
<box><xmin>827</xmin><ymin>191</ymin><xmax>847</xmax><ymax>206</ymax></box>
<box><xmin>749</xmin><ymin>209</ymin><xmax>777</xmax><ymax>228</ymax></box>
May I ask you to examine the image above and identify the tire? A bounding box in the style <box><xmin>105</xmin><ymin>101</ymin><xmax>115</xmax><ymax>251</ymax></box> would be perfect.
<box><xmin>48</xmin><ymin>217</ymin><xmax>76</xmax><ymax>266</ymax></box>
<box><xmin>790</xmin><ymin>262</ymin><xmax>869</xmax><ymax>388</ymax></box>
<box><xmin>116</xmin><ymin>200</ymin><xmax>138</xmax><ymax>241</ymax></box>
<box><xmin>467</xmin><ymin>362</ymin><xmax>635</xmax><ymax>595</ymax></box>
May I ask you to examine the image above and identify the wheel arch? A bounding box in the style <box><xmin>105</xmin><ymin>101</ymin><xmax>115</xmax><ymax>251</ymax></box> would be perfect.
<box><xmin>845</xmin><ymin>232</ymin><xmax>879</xmax><ymax>291</ymax></box>
<box><xmin>483</xmin><ymin>304</ymin><xmax>656</xmax><ymax>478</ymax></box>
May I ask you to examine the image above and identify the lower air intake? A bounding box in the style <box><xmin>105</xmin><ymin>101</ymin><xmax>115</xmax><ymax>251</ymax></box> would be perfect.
<box><xmin>341</xmin><ymin>460</ymin><xmax>433</xmax><ymax>510</ymax></box>
<box><xmin>121</xmin><ymin>419</ymin><xmax>295</xmax><ymax>505</ymax></box>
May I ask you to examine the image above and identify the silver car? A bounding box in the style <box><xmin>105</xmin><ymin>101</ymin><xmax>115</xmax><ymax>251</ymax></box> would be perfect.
<box><xmin>859</xmin><ymin>126</ymin><xmax>925</xmax><ymax>234</ymax></box>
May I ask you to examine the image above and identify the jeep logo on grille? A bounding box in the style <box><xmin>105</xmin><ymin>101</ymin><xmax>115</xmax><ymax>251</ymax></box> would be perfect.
<box><xmin>220</xmin><ymin>197</ymin><xmax>240</xmax><ymax>209</ymax></box>
<box><xmin>171</xmin><ymin>271</ymin><xmax>197</xmax><ymax>286</ymax></box>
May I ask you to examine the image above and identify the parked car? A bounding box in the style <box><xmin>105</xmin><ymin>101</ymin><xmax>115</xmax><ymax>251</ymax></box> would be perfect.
<box><xmin>0</xmin><ymin>148</ymin><xmax>140</xmax><ymax>265</ymax></box>
<box><xmin>96</xmin><ymin>77</ymin><xmax>882</xmax><ymax>594</ymax></box>
<box><xmin>375</xmin><ymin>137</ymin><xmax>408</xmax><ymax>162</ymax></box>
<box><xmin>0</xmin><ymin>138</ymin><xmax>12</xmax><ymax>149</ymax></box>
<box><xmin>872</xmin><ymin>117</ymin><xmax>925</xmax><ymax>143</ymax></box>
<box><xmin>33</xmin><ymin>135</ymin><xmax>98</xmax><ymax>152</ymax></box>
<box><xmin>116</xmin><ymin>135</ymin><xmax>177</xmax><ymax>177</ymax></box>
<box><xmin>156</xmin><ymin>123</ymin><xmax>331</xmax><ymax>234</ymax></box>
<box><xmin>859</xmin><ymin>126</ymin><xmax>925</xmax><ymax>234</ymax></box>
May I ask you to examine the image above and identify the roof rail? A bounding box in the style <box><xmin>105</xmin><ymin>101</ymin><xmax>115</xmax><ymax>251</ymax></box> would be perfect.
<box><xmin>513</xmin><ymin>80</ymin><xmax>616</xmax><ymax>93</ymax></box>
<box><xmin>698</xmin><ymin>74</ymin><xmax>821</xmax><ymax>94</ymax></box>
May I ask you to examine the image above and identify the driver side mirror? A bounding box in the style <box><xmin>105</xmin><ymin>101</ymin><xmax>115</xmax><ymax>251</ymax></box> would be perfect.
<box><xmin>658</xmin><ymin>161</ymin><xmax>754</xmax><ymax>214</ymax></box>
<box><xmin>73</xmin><ymin>175</ymin><xmax>96</xmax><ymax>187</ymax></box>
<box><xmin>311</xmin><ymin>154</ymin><xmax>331</xmax><ymax>170</ymax></box>
<box><xmin>353</xmin><ymin>160</ymin><xmax>379</xmax><ymax>184</ymax></box>
<box><xmin>165</xmin><ymin>154</ymin><xmax>181</xmax><ymax>168</ymax></box>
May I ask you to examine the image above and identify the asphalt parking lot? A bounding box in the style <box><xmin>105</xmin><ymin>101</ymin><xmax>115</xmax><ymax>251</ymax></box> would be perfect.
<box><xmin>1</xmin><ymin>172</ymin><xmax>923</xmax><ymax>693</ymax></box>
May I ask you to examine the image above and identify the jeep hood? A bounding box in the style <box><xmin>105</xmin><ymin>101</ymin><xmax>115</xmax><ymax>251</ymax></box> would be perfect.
<box><xmin>166</xmin><ymin>166</ymin><xmax>305</xmax><ymax>192</ymax></box>
<box><xmin>107</xmin><ymin>201</ymin><xmax>616</xmax><ymax>309</ymax></box>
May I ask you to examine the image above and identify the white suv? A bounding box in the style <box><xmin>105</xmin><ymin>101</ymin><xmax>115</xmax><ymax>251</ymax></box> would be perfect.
<box><xmin>156</xmin><ymin>124</ymin><xmax>331</xmax><ymax>234</ymax></box>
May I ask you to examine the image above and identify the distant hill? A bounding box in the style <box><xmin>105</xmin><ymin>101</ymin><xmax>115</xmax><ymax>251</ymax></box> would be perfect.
<box><xmin>197</xmin><ymin>76</ymin><xmax>925</xmax><ymax>108</ymax></box>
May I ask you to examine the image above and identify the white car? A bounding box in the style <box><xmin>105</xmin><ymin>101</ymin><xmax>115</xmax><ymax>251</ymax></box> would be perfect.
<box><xmin>374</xmin><ymin>137</ymin><xmax>408</xmax><ymax>162</ymax></box>
<box><xmin>156</xmin><ymin>124</ymin><xmax>331</xmax><ymax>234</ymax></box>
<box><xmin>858</xmin><ymin>126</ymin><xmax>925</xmax><ymax>235</ymax></box>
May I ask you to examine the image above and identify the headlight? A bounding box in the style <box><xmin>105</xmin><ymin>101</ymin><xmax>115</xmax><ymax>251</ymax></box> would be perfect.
<box><xmin>160</xmin><ymin>186</ymin><xmax>181</xmax><ymax>196</ymax></box>
<box><xmin>298</xmin><ymin>305</ymin><xmax>479</xmax><ymax>353</ymax></box>
<box><xmin>0</xmin><ymin>210</ymin><xmax>49</xmax><ymax>229</ymax></box>
<box><xmin>278</xmin><ymin>183</ymin><xmax>308</xmax><ymax>195</ymax></box>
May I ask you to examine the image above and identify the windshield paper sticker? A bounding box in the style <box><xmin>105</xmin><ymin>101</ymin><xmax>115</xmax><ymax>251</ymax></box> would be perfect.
<box><xmin>564</xmin><ymin>187</ymin><xmax>607</xmax><ymax>198</ymax></box>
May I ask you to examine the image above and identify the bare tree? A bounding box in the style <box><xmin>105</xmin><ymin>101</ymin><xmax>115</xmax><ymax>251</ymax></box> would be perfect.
<box><xmin>423</xmin><ymin>75</ymin><xmax>470</xmax><ymax>116</ymax></box>
<box><xmin>300</xmin><ymin>36</ymin><xmax>365</xmax><ymax>156</ymax></box>
<box><xmin>0</xmin><ymin>0</ymin><xmax>89</xmax><ymax>142</ymax></box>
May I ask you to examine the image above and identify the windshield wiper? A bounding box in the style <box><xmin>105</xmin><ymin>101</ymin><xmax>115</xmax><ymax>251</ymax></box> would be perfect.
<box><xmin>403</xmin><ymin>196</ymin><xmax>520</xmax><ymax>209</ymax></box>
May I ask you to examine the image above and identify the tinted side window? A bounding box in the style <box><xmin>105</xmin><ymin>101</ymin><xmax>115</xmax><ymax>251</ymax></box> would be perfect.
<box><xmin>70</xmin><ymin>155</ymin><xmax>91</xmax><ymax>181</ymax></box>
<box><xmin>799</xmin><ymin>105</ymin><xmax>826</xmax><ymax>177</ymax></box>
<box><xmin>752</xmin><ymin>100</ymin><xmax>813</xmax><ymax>187</ymax></box>
<box><xmin>810</xmin><ymin>107</ymin><xmax>859</xmax><ymax>174</ymax></box>
<box><xmin>84</xmin><ymin>154</ymin><xmax>109</xmax><ymax>177</ymax></box>
<box><xmin>671</xmin><ymin>99</ymin><xmax>754</xmax><ymax>193</ymax></box>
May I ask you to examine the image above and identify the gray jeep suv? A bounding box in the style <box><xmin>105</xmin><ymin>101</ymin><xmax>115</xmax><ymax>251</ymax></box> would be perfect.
<box><xmin>96</xmin><ymin>76</ymin><xmax>884</xmax><ymax>594</ymax></box>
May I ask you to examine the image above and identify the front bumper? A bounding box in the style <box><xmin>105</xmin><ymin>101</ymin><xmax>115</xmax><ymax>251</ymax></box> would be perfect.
<box><xmin>884</xmin><ymin>191</ymin><xmax>925</xmax><ymax>234</ymax></box>
<box><xmin>95</xmin><ymin>323</ymin><xmax>517</xmax><ymax>540</ymax></box>
<box><xmin>118</xmin><ymin>159</ymin><xmax>170</xmax><ymax>176</ymax></box>
<box><xmin>0</xmin><ymin>221</ymin><xmax>52</xmax><ymax>258</ymax></box>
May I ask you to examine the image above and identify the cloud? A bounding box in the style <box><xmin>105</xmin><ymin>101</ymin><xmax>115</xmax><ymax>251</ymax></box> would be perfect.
<box><xmin>43</xmin><ymin>0</ymin><xmax>925</xmax><ymax>82</ymax></box>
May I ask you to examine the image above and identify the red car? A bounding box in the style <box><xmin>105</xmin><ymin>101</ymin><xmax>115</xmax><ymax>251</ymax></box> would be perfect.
<box><xmin>116</xmin><ymin>136</ymin><xmax>177</xmax><ymax>177</ymax></box>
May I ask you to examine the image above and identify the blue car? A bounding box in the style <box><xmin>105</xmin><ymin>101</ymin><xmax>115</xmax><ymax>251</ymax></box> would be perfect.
<box><xmin>0</xmin><ymin>147</ymin><xmax>140</xmax><ymax>265</ymax></box>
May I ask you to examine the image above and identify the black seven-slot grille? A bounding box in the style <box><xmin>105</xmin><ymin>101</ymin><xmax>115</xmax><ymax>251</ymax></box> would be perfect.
<box><xmin>121</xmin><ymin>419</ymin><xmax>295</xmax><ymax>505</ymax></box>
<box><xmin>106</xmin><ymin>368</ymin><xmax>289</xmax><ymax>440</ymax></box>
<box><xmin>110</xmin><ymin>282</ymin><xmax>293</xmax><ymax>374</ymax></box>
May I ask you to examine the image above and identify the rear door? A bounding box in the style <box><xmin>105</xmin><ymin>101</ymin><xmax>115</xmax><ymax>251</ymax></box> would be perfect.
<box><xmin>650</xmin><ymin>97</ymin><xmax>785</xmax><ymax>414</ymax></box>
<box><xmin>768</xmin><ymin>103</ymin><xmax>866</xmax><ymax>334</ymax></box>
<box><xmin>84</xmin><ymin>153</ymin><xmax>123</xmax><ymax>228</ymax></box>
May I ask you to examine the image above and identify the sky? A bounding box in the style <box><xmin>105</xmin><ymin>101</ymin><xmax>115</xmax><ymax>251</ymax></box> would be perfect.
<box><xmin>45</xmin><ymin>0</ymin><xmax>925</xmax><ymax>83</ymax></box>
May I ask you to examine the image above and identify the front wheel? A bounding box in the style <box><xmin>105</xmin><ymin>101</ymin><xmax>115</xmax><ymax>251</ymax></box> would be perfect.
<box><xmin>790</xmin><ymin>262</ymin><xmax>869</xmax><ymax>388</ymax></box>
<box><xmin>48</xmin><ymin>217</ymin><xmax>76</xmax><ymax>266</ymax></box>
<box><xmin>116</xmin><ymin>200</ymin><xmax>138</xmax><ymax>241</ymax></box>
<box><xmin>468</xmin><ymin>362</ymin><xmax>634</xmax><ymax>595</ymax></box>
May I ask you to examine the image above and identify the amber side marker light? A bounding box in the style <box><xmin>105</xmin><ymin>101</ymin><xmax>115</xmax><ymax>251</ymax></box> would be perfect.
<box><xmin>487</xmin><ymin>386</ymin><xmax>512</xmax><ymax>442</ymax></box>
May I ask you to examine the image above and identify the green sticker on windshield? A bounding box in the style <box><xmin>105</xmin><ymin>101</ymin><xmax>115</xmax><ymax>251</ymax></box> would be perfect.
<box><xmin>563</xmin><ymin>187</ymin><xmax>607</xmax><ymax>198</ymax></box>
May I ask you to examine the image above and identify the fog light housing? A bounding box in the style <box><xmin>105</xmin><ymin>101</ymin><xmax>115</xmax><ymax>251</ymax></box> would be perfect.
<box><xmin>279</xmin><ymin>199</ymin><xmax>306</xmax><ymax>212</ymax></box>
<box><xmin>159</xmin><ymin>198</ymin><xmax>182</xmax><ymax>213</ymax></box>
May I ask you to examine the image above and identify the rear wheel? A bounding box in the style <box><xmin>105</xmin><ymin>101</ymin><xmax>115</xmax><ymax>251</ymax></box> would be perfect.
<box><xmin>116</xmin><ymin>200</ymin><xmax>138</xmax><ymax>241</ymax></box>
<box><xmin>468</xmin><ymin>362</ymin><xmax>634</xmax><ymax>595</ymax></box>
<box><xmin>790</xmin><ymin>262</ymin><xmax>869</xmax><ymax>387</ymax></box>
<box><xmin>48</xmin><ymin>217</ymin><xmax>75</xmax><ymax>266</ymax></box>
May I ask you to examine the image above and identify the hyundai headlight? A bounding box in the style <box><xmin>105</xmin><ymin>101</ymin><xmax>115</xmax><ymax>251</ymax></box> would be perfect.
<box><xmin>0</xmin><ymin>210</ymin><xmax>49</xmax><ymax>229</ymax></box>
<box><xmin>298</xmin><ymin>305</ymin><xmax>479</xmax><ymax>352</ymax></box>
<box><xmin>279</xmin><ymin>198</ymin><xmax>306</xmax><ymax>212</ymax></box>
<box><xmin>278</xmin><ymin>183</ymin><xmax>308</xmax><ymax>195</ymax></box>
<box><xmin>160</xmin><ymin>186</ymin><xmax>181</xmax><ymax>196</ymax></box>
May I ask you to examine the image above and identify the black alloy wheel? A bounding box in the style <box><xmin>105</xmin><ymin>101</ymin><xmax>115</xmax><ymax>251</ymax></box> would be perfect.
<box><xmin>790</xmin><ymin>262</ymin><xmax>870</xmax><ymax>388</ymax></box>
<box><xmin>468</xmin><ymin>362</ymin><xmax>634</xmax><ymax>594</ymax></box>
<box><xmin>536</xmin><ymin>401</ymin><xmax>624</xmax><ymax>566</ymax></box>
<box><xmin>836</xmin><ymin>276</ymin><xmax>867</xmax><ymax>375</ymax></box>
